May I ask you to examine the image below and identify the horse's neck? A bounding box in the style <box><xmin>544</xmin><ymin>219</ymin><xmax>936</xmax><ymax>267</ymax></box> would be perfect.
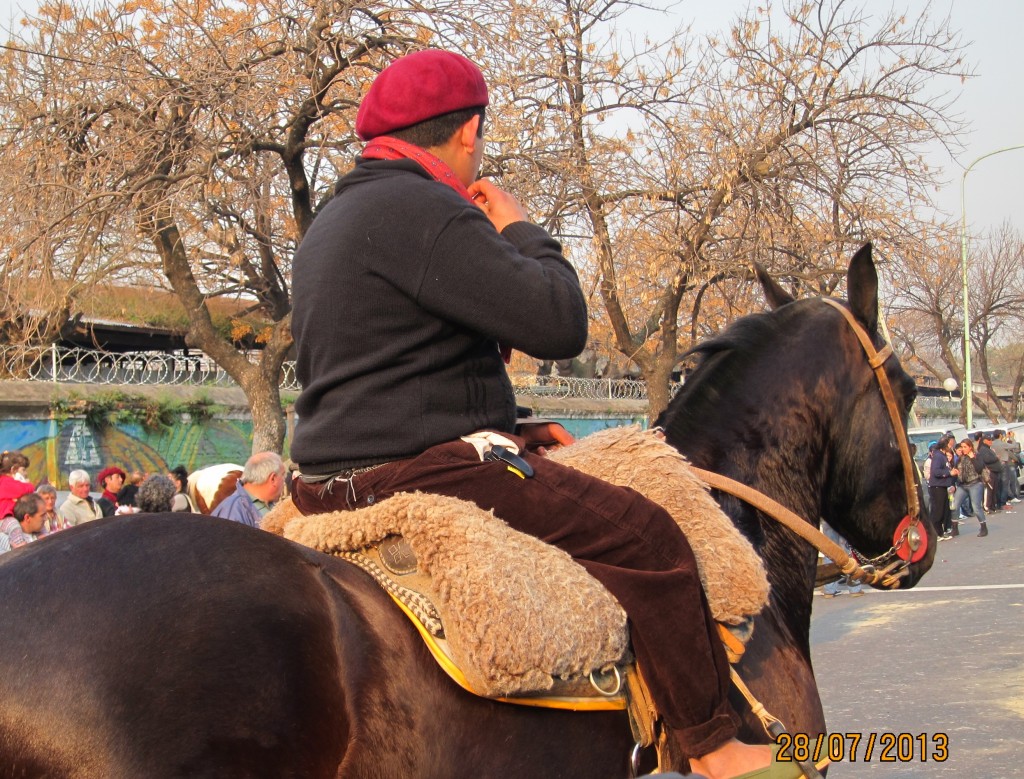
<box><xmin>731</xmin><ymin>450</ymin><xmax>822</xmax><ymax>656</ymax></box>
<box><xmin>666</xmin><ymin>392</ymin><xmax>828</xmax><ymax>645</ymax></box>
<box><xmin>670</xmin><ymin>385</ymin><xmax>828</xmax><ymax>527</ymax></box>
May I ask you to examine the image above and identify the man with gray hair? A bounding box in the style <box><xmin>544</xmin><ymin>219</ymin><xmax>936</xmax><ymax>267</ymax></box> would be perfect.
<box><xmin>211</xmin><ymin>452</ymin><xmax>285</xmax><ymax>528</ymax></box>
<box><xmin>59</xmin><ymin>469</ymin><xmax>103</xmax><ymax>526</ymax></box>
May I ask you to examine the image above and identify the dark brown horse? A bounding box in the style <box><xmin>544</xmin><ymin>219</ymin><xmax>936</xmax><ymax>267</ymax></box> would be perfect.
<box><xmin>0</xmin><ymin>245</ymin><xmax>933</xmax><ymax>778</ymax></box>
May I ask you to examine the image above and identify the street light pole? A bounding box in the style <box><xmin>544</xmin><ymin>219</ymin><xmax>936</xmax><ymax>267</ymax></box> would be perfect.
<box><xmin>959</xmin><ymin>144</ymin><xmax>1024</xmax><ymax>429</ymax></box>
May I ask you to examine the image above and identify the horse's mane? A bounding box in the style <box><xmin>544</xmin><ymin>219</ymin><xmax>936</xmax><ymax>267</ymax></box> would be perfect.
<box><xmin>687</xmin><ymin>307</ymin><xmax>788</xmax><ymax>364</ymax></box>
<box><xmin>659</xmin><ymin>305</ymin><xmax>798</xmax><ymax>428</ymax></box>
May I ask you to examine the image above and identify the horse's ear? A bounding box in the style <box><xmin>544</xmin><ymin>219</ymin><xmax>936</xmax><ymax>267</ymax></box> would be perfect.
<box><xmin>754</xmin><ymin>264</ymin><xmax>794</xmax><ymax>310</ymax></box>
<box><xmin>847</xmin><ymin>243</ymin><xmax>879</xmax><ymax>333</ymax></box>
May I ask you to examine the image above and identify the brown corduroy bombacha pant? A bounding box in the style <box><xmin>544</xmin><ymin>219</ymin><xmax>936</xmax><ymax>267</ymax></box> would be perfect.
<box><xmin>292</xmin><ymin>435</ymin><xmax>738</xmax><ymax>758</ymax></box>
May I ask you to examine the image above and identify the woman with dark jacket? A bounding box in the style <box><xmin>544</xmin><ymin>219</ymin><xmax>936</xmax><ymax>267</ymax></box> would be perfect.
<box><xmin>927</xmin><ymin>434</ymin><xmax>958</xmax><ymax>539</ymax></box>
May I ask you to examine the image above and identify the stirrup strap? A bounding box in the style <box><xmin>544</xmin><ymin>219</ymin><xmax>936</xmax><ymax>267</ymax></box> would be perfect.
<box><xmin>625</xmin><ymin>663</ymin><xmax>658</xmax><ymax>749</ymax></box>
<box><xmin>625</xmin><ymin>663</ymin><xmax>674</xmax><ymax>775</ymax></box>
<box><xmin>728</xmin><ymin>667</ymin><xmax>826</xmax><ymax>779</ymax></box>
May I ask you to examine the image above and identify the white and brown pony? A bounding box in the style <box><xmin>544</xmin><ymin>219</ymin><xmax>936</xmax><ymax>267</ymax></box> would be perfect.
<box><xmin>187</xmin><ymin>463</ymin><xmax>243</xmax><ymax>514</ymax></box>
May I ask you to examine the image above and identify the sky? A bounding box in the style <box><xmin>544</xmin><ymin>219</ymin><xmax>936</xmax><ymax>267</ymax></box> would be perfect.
<box><xmin>665</xmin><ymin>0</ymin><xmax>1024</xmax><ymax>243</ymax></box>
<box><xmin>1</xmin><ymin>0</ymin><xmax>1020</xmax><ymax>240</ymax></box>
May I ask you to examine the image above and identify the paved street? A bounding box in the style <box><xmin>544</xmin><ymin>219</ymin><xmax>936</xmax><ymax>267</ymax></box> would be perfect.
<box><xmin>810</xmin><ymin>505</ymin><xmax>1024</xmax><ymax>777</ymax></box>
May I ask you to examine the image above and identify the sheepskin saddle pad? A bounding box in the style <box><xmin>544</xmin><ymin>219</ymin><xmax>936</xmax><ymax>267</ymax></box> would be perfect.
<box><xmin>273</xmin><ymin>426</ymin><xmax>770</xmax><ymax>701</ymax></box>
<box><xmin>282</xmin><ymin>491</ymin><xmax>631</xmax><ymax>704</ymax></box>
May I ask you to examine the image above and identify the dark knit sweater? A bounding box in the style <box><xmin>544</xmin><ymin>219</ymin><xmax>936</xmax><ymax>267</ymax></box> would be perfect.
<box><xmin>291</xmin><ymin>158</ymin><xmax>588</xmax><ymax>473</ymax></box>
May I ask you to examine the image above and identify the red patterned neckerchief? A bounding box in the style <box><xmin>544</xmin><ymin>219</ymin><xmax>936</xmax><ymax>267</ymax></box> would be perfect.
<box><xmin>362</xmin><ymin>136</ymin><xmax>475</xmax><ymax>204</ymax></box>
<box><xmin>361</xmin><ymin>135</ymin><xmax>512</xmax><ymax>364</ymax></box>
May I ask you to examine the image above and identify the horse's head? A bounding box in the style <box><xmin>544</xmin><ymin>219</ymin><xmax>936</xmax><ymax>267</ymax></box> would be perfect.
<box><xmin>660</xmin><ymin>243</ymin><xmax>933</xmax><ymax>591</ymax></box>
<box><xmin>756</xmin><ymin>244</ymin><xmax>934</xmax><ymax>589</ymax></box>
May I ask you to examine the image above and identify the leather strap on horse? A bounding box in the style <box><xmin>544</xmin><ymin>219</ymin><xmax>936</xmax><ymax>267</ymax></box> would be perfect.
<box><xmin>728</xmin><ymin>667</ymin><xmax>784</xmax><ymax>742</ymax></box>
<box><xmin>690</xmin><ymin>466</ymin><xmax>888</xmax><ymax>587</ymax></box>
<box><xmin>820</xmin><ymin>298</ymin><xmax>920</xmax><ymax>522</ymax></box>
<box><xmin>728</xmin><ymin>668</ymin><xmax>826</xmax><ymax>779</ymax></box>
<box><xmin>624</xmin><ymin>663</ymin><xmax>675</xmax><ymax>778</ymax></box>
<box><xmin>717</xmin><ymin>624</ymin><xmax>826</xmax><ymax>779</ymax></box>
<box><xmin>624</xmin><ymin>664</ymin><xmax>658</xmax><ymax>750</ymax></box>
<box><xmin>717</xmin><ymin>622</ymin><xmax>748</xmax><ymax>664</ymax></box>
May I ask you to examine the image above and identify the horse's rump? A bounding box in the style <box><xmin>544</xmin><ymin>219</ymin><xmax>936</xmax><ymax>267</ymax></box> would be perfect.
<box><xmin>0</xmin><ymin>515</ymin><xmax>637</xmax><ymax>778</ymax></box>
<box><xmin>0</xmin><ymin>515</ymin><xmax>349</xmax><ymax>777</ymax></box>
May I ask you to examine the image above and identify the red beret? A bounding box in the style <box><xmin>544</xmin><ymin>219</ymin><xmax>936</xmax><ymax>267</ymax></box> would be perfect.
<box><xmin>356</xmin><ymin>49</ymin><xmax>489</xmax><ymax>141</ymax></box>
<box><xmin>97</xmin><ymin>466</ymin><xmax>126</xmax><ymax>486</ymax></box>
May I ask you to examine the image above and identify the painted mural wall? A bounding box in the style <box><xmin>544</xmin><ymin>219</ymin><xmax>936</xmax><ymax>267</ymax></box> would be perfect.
<box><xmin>0</xmin><ymin>416</ymin><xmax>257</xmax><ymax>489</ymax></box>
<box><xmin>1</xmin><ymin>411</ymin><xmax>645</xmax><ymax>489</ymax></box>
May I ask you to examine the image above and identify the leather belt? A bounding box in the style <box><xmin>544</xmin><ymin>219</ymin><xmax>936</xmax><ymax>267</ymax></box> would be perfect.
<box><xmin>296</xmin><ymin>460</ymin><xmax>398</xmax><ymax>484</ymax></box>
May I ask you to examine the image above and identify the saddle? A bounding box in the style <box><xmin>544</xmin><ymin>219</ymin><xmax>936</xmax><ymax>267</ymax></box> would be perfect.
<box><xmin>267</xmin><ymin>427</ymin><xmax>770</xmax><ymax>708</ymax></box>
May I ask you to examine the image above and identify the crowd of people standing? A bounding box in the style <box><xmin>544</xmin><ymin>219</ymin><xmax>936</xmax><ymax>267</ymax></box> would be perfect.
<box><xmin>823</xmin><ymin>425</ymin><xmax>1018</xmax><ymax>598</ymax></box>
<box><xmin>0</xmin><ymin>450</ymin><xmax>287</xmax><ymax>553</ymax></box>
<box><xmin>925</xmin><ymin>428</ymin><xmax>1021</xmax><ymax>540</ymax></box>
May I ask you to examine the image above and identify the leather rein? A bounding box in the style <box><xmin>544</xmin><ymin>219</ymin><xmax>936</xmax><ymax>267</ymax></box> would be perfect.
<box><xmin>690</xmin><ymin>297</ymin><xmax>926</xmax><ymax>590</ymax></box>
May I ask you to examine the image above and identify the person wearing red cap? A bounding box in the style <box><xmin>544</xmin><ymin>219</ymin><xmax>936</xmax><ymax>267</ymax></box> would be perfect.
<box><xmin>96</xmin><ymin>466</ymin><xmax>126</xmax><ymax>517</ymax></box>
<box><xmin>290</xmin><ymin>49</ymin><xmax>790</xmax><ymax>778</ymax></box>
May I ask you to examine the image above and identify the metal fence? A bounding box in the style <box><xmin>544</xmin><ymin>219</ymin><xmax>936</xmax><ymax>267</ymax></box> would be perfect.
<box><xmin>2</xmin><ymin>345</ymin><xmax>659</xmax><ymax>401</ymax></box>
<box><xmin>913</xmin><ymin>396</ymin><xmax>960</xmax><ymax>412</ymax></box>
<box><xmin>510</xmin><ymin>374</ymin><xmax>651</xmax><ymax>400</ymax></box>
<box><xmin>1</xmin><ymin>345</ymin><xmax>278</xmax><ymax>389</ymax></box>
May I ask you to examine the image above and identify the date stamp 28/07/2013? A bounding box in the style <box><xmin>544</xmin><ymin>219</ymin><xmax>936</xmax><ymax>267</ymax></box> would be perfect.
<box><xmin>776</xmin><ymin>732</ymin><xmax>949</xmax><ymax>764</ymax></box>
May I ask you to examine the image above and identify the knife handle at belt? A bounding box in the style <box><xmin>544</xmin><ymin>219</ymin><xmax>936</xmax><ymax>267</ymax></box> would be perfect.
<box><xmin>485</xmin><ymin>444</ymin><xmax>534</xmax><ymax>479</ymax></box>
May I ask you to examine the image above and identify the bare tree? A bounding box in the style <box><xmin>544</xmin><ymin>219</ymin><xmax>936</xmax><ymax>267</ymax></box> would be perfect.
<box><xmin>0</xmin><ymin>0</ymin><xmax>504</xmax><ymax>451</ymax></box>
<box><xmin>1</xmin><ymin>0</ymin><xmax>972</xmax><ymax>434</ymax></box>
<box><xmin>494</xmin><ymin>0</ymin><xmax>968</xmax><ymax>416</ymax></box>
<box><xmin>968</xmin><ymin>228</ymin><xmax>1024</xmax><ymax>420</ymax></box>
<box><xmin>889</xmin><ymin>224</ymin><xmax>1024</xmax><ymax>423</ymax></box>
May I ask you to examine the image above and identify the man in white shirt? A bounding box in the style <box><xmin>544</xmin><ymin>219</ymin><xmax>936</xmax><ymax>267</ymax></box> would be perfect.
<box><xmin>59</xmin><ymin>470</ymin><xmax>104</xmax><ymax>526</ymax></box>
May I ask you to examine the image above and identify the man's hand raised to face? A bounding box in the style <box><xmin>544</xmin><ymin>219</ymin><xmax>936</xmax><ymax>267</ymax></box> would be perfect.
<box><xmin>468</xmin><ymin>178</ymin><xmax>530</xmax><ymax>233</ymax></box>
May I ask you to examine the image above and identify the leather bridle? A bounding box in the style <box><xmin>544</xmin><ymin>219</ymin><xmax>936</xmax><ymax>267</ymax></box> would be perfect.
<box><xmin>690</xmin><ymin>297</ymin><xmax>927</xmax><ymax>589</ymax></box>
<box><xmin>820</xmin><ymin>298</ymin><xmax>921</xmax><ymax>522</ymax></box>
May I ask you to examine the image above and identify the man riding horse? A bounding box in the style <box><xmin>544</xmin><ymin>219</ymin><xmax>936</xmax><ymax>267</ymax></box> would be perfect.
<box><xmin>289</xmin><ymin>49</ymin><xmax>800</xmax><ymax>779</ymax></box>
